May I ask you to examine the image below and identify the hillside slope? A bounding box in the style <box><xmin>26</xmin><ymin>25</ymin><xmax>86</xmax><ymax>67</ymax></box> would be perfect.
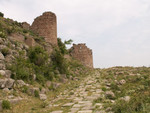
<box><xmin>0</xmin><ymin>12</ymin><xmax>91</xmax><ymax>112</ymax></box>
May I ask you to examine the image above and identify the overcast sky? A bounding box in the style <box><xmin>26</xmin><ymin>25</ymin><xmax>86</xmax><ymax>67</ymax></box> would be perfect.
<box><xmin>0</xmin><ymin>0</ymin><xmax>150</xmax><ymax>68</ymax></box>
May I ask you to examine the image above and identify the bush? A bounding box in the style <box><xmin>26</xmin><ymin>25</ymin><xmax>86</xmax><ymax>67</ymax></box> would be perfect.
<box><xmin>0</xmin><ymin>31</ymin><xmax>7</xmax><ymax>38</ymax></box>
<box><xmin>51</xmin><ymin>48</ymin><xmax>68</xmax><ymax>74</ymax></box>
<box><xmin>34</xmin><ymin>90</ymin><xmax>39</xmax><ymax>97</ymax></box>
<box><xmin>22</xmin><ymin>86</ymin><xmax>28</xmax><ymax>93</ymax></box>
<box><xmin>102</xmin><ymin>87</ymin><xmax>107</xmax><ymax>92</ymax></box>
<box><xmin>2</xmin><ymin>100</ymin><xmax>11</xmax><ymax>109</ymax></box>
<box><xmin>36</xmin><ymin>73</ymin><xmax>45</xmax><ymax>85</ymax></box>
<box><xmin>10</xmin><ymin>55</ymin><xmax>34</xmax><ymax>82</ymax></box>
<box><xmin>0</xmin><ymin>12</ymin><xmax>4</xmax><ymax>17</ymax></box>
<box><xmin>1</xmin><ymin>48</ymin><xmax>10</xmax><ymax>56</ymax></box>
<box><xmin>28</xmin><ymin>46</ymin><xmax>48</xmax><ymax>66</ymax></box>
<box><xmin>57</xmin><ymin>38</ymin><xmax>67</xmax><ymax>55</ymax></box>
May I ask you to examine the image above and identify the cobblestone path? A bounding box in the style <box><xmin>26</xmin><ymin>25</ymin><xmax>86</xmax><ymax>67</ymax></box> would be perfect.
<box><xmin>49</xmin><ymin>71</ymin><xmax>107</xmax><ymax>113</ymax></box>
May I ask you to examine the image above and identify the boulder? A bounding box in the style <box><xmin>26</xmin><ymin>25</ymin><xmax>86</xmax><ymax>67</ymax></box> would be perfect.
<box><xmin>28</xmin><ymin>87</ymin><xmax>39</xmax><ymax>95</ymax></box>
<box><xmin>5</xmin><ymin>78</ymin><xmax>15</xmax><ymax>88</ymax></box>
<box><xmin>2</xmin><ymin>88</ymin><xmax>10</xmax><ymax>92</ymax></box>
<box><xmin>0</xmin><ymin>79</ymin><xmax>7</xmax><ymax>88</ymax></box>
<box><xmin>39</xmin><ymin>94</ymin><xmax>47</xmax><ymax>100</ymax></box>
<box><xmin>119</xmin><ymin>79</ymin><xmax>126</xmax><ymax>85</ymax></box>
<box><xmin>33</xmin><ymin>74</ymin><xmax>36</xmax><ymax>80</ymax></box>
<box><xmin>0</xmin><ymin>52</ymin><xmax>4</xmax><ymax>60</ymax></box>
<box><xmin>5</xmin><ymin>70</ymin><xmax>11</xmax><ymax>78</ymax></box>
<box><xmin>16</xmin><ymin>80</ymin><xmax>26</xmax><ymax>87</ymax></box>
<box><xmin>9</xmin><ymin>97</ymin><xmax>23</xmax><ymax>104</ymax></box>
<box><xmin>69</xmin><ymin>76</ymin><xmax>73</xmax><ymax>80</ymax></box>
<box><xmin>46</xmin><ymin>81</ymin><xmax>51</xmax><ymax>87</ymax></box>
<box><xmin>53</xmin><ymin>82</ymin><xmax>61</xmax><ymax>89</ymax></box>
<box><xmin>105</xmin><ymin>91</ymin><xmax>115</xmax><ymax>99</ymax></box>
<box><xmin>0</xmin><ymin>45</ymin><xmax>7</xmax><ymax>51</ymax></box>
<box><xmin>59</xmin><ymin>77</ymin><xmax>68</xmax><ymax>83</ymax></box>
<box><xmin>120</xmin><ymin>96</ymin><xmax>130</xmax><ymax>102</ymax></box>
<box><xmin>0</xmin><ymin>70</ymin><xmax>5</xmax><ymax>76</ymax></box>
<box><xmin>123</xmin><ymin>96</ymin><xmax>130</xmax><ymax>102</ymax></box>
<box><xmin>40</xmin><ymin>88</ymin><xmax>46</xmax><ymax>94</ymax></box>
<box><xmin>0</xmin><ymin>61</ymin><xmax>5</xmax><ymax>70</ymax></box>
<box><xmin>5</xmin><ymin>55</ymin><xmax>15</xmax><ymax>63</ymax></box>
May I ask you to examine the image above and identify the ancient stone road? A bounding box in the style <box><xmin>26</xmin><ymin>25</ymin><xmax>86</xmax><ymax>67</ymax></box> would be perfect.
<box><xmin>49</xmin><ymin>71</ymin><xmax>107</xmax><ymax>113</ymax></box>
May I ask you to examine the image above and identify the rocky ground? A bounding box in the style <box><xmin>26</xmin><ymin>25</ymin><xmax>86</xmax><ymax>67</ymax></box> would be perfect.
<box><xmin>46</xmin><ymin>67</ymin><xmax>150</xmax><ymax>113</ymax></box>
<box><xmin>47</xmin><ymin>70</ymin><xmax>110</xmax><ymax>113</ymax></box>
<box><xmin>1</xmin><ymin>67</ymin><xmax>150</xmax><ymax>113</ymax></box>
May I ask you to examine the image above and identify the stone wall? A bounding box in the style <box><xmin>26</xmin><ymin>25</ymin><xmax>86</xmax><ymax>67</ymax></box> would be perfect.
<box><xmin>30</xmin><ymin>12</ymin><xmax>57</xmax><ymax>46</ymax></box>
<box><xmin>70</xmin><ymin>43</ymin><xmax>93</xmax><ymax>68</ymax></box>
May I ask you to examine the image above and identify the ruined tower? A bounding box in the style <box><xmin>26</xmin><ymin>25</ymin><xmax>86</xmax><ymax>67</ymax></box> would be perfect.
<box><xmin>30</xmin><ymin>12</ymin><xmax>57</xmax><ymax>46</ymax></box>
<box><xmin>70</xmin><ymin>44</ymin><xmax>93</xmax><ymax>68</ymax></box>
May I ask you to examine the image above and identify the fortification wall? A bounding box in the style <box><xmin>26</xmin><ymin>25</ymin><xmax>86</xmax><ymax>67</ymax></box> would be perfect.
<box><xmin>70</xmin><ymin>43</ymin><xmax>93</xmax><ymax>68</ymax></box>
<box><xmin>30</xmin><ymin>12</ymin><xmax>57</xmax><ymax>46</ymax></box>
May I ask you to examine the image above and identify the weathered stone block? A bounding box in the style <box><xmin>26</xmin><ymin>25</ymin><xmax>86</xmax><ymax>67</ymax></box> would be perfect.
<box><xmin>25</xmin><ymin>37</ymin><xmax>36</xmax><ymax>47</ymax></box>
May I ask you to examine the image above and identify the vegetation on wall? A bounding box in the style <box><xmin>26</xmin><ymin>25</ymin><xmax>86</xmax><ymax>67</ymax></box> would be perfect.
<box><xmin>9</xmin><ymin>38</ymin><xmax>83</xmax><ymax>85</ymax></box>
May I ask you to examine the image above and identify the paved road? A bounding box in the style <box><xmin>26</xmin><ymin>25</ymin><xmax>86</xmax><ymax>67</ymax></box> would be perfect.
<box><xmin>49</xmin><ymin>71</ymin><xmax>107</xmax><ymax>113</ymax></box>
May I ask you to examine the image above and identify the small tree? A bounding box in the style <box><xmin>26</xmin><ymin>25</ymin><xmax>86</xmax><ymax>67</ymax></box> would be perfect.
<box><xmin>57</xmin><ymin>38</ymin><xmax>73</xmax><ymax>55</ymax></box>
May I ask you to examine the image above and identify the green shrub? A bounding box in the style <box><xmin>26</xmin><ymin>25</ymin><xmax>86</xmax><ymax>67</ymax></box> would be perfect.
<box><xmin>0</xmin><ymin>12</ymin><xmax>4</xmax><ymax>17</ymax></box>
<box><xmin>2</xmin><ymin>100</ymin><xmax>11</xmax><ymax>109</ymax></box>
<box><xmin>0</xmin><ymin>31</ymin><xmax>7</xmax><ymax>38</ymax></box>
<box><xmin>22</xmin><ymin>86</ymin><xmax>28</xmax><ymax>93</ymax></box>
<box><xmin>57</xmin><ymin>38</ymin><xmax>67</xmax><ymax>55</ymax></box>
<box><xmin>51</xmin><ymin>48</ymin><xmax>68</xmax><ymax>74</ymax></box>
<box><xmin>34</xmin><ymin>90</ymin><xmax>39</xmax><ymax>97</ymax></box>
<box><xmin>102</xmin><ymin>87</ymin><xmax>107</xmax><ymax>92</ymax></box>
<box><xmin>23</xmin><ymin>29</ymin><xmax>28</xmax><ymax>33</ymax></box>
<box><xmin>110</xmin><ymin>82</ymin><xmax>120</xmax><ymax>91</ymax></box>
<box><xmin>7</xmin><ymin>26</ymin><xmax>15</xmax><ymax>35</ymax></box>
<box><xmin>57</xmin><ymin>38</ymin><xmax>73</xmax><ymax>55</ymax></box>
<box><xmin>28</xmin><ymin>46</ymin><xmax>48</xmax><ymax>66</ymax></box>
<box><xmin>1</xmin><ymin>48</ymin><xmax>10</xmax><ymax>56</ymax></box>
<box><xmin>36</xmin><ymin>73</ymin><xmax>45</xmax><ymax>85</ymax></box>
<box><xmin>41</xmin><ymin>101</ymin><xmax>49</xmax><ymax>108</ymax></box>
<box><xmin>93</xmin><ymin>97</ymin><xmax>103</xmax><ymax>104</ymax></box>
<box><xmin>34</xmin><ymin>36</ymin><xmax>45</xmax><ymax>43</ymax></box>
<box><xmin>10</xmin><ymin>56</ymin><xmax>34</xmax><ymax>82</ymax></box>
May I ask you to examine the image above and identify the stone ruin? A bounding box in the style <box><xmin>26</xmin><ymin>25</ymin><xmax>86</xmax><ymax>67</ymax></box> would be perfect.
<box><xmin>12</xmin><ymin>11</ymin><xmax>94</xmax><ymax>68</ymax></box>
<box><xmin>30</xmin><ymin>12</ymin><xmax>57</xmax><ymax>46</ymax></box>
<box><xmin>70</xmin><ymin>43</ymin><xmax>93</xmax><ymax>68</ymax></box>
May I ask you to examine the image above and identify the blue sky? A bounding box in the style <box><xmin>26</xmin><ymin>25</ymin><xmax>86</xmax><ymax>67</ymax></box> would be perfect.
<box><xmin>0</xmin><ymin>0</ymin><xmax>150</xmax><ymax>68</ymax></box>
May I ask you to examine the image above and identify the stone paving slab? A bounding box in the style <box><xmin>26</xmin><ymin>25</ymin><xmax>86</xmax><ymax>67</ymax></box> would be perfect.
<box><xmin>77</xmin><ymin>110</ymin><xmax>92</xmax><ymax>113</ymax></box>
<box><xmin>62</xmin><ymin>103</ymin><xmax>74</xmax><ymax>107</ymax></box>
<box><xmin>50</xmin><ymin>111</ymin><xmax>63</xmax><ymax>113</ymax></box>
<box><xmin>70</xmin><ymin>107</ymin><xmax>80</xmax><ymax>113</ymax></box>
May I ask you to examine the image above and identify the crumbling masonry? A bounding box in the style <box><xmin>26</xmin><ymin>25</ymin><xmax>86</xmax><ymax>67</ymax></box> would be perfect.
<box><xmin>30</xmin><ymin>12</ymin><xmax>57</xmax><ymax>46</ymax></box>
<box><xmin>70</xmin><ymin>44</ymin><xmax>93</xmax><ymax>68</ymax></box>
<box><xmin>30</xmin><ymin>11</ymin><xmax>93</xmax><ymax>68</ymax></box>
